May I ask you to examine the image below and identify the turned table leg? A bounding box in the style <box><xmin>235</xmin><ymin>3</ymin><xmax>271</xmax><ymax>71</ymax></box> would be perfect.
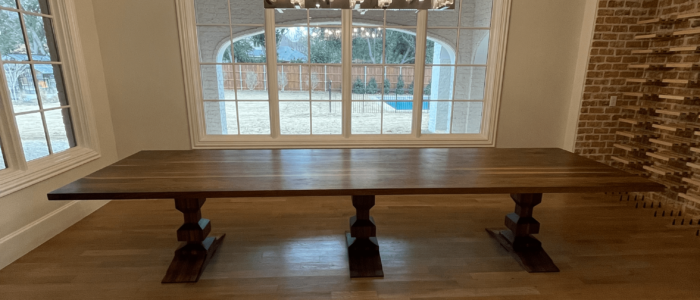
<box><xmin>486</xmin><ymin>193</ymin><xmax>559</xmax><ymax>273</ymax></box>
<box><xmin>162</xmin><ymin>198</ymin><xmax>226</xmax><ymax>283</ymax></box>
<box><xmin>346</xmin><ymin>195</ymin><xmax>384</xmax><ymax>278</ymax></box>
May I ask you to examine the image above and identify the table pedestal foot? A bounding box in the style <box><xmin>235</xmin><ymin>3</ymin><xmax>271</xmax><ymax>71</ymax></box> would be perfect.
<box><xmin>162</xmin><ymin>198</ymin><xmax>226</xmax><ymax>283</ymax></box>
<box><xmin>486</xmin><ymin>229</ymin><xmax>558</xmax><ymax>272</ymax></box>
<box><xmin>162</xmin><ymin>234</ymin><xmax>226</xmax><ymax>283</ymax></box>
<box><xmin>346</xmin><ymin>195</ymin><xmax>384</xmax><ymax>278</ymax></box>
<box><xmin>346</xmin><ymin>232</ymin><xmax>384</xmax><ymax>278</ymax></box>
<box><xmin>486</xmin><ymin>193</ymin><xmax>559</xmax><ymax>273</ymax></box>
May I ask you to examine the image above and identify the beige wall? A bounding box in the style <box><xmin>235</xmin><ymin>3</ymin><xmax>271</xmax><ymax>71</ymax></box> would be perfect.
<box><xmin>0</xmin><ymin>0</ymin><xmax>118</xmax><ymax>269</ymax></box>
<box><xmin>0</xmin><ymin>0</ymin><xmax>594</xmax><ymax>270</ymax></box>
<box><xmin>92</xmin><ymin>0</ymin><xmax>591</xmax><ymax>153</ymax></box>
<box><xmin>92</xmin><ymin>0</ymin><xmax>191</xmax><ymax>158</ymax></box>
<box><xmin>496</xmin><ymin>0</ymin><xmax>588</xmax><ymax>148</ymax></box>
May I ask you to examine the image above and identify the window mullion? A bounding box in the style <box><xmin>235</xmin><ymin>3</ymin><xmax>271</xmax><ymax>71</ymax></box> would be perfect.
<box><xmin>226</xmin><ymin>0</ymin><xmax>241</xmax><ymax>135</ymax></box>
<box><xmin>412</xmin><ymin>10</ymin><xmax>428</xmax><ymax>138</ymax></box>
<box><xmin>307</xmin><ymin>10</ymin><xmax>312</xmax><ymax>135</ymax></box>
<box><xmin>341</xmin><ymin>9</ymin><xmax>352</xmax><ymax>138</ymax></box>
<box><xmin>264</xmin><ymin>9</ymin><xmax>281</xmax><ymax>138</ymax></box>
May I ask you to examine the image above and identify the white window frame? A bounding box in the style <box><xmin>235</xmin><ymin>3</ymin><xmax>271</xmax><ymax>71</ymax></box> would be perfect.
<box><xmin>176</xmin><ymin>0</ymin><xmax>511</xmax><ymax>148</ymax></box>
<box><xmin>0</xmin><ymin>0</ymin><xmax>101</xmax><ymax>196</ymax></box>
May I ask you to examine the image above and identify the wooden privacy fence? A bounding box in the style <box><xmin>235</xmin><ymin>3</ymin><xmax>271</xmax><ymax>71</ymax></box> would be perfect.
<box><xmin>223</xmin><ymin>65</ymin><xmax>433</xmax><ymax>92</ymax></box>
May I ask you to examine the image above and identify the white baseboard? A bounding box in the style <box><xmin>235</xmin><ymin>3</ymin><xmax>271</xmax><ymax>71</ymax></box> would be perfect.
<box><xmin>0</xmin><ymin>200</ymin><xmax>109</xmax><ymax>270</ymax></box>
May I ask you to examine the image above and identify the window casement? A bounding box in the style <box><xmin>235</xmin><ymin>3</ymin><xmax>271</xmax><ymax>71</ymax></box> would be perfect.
<box><xmin>0</xmin><ymin>0</ymin><xmax>100</xmax><ymax>196</ymax></box>
<box><xmin>177</xmin><ymin>0</ymin><xmax>511</xmax><ymax>148</ymax></box>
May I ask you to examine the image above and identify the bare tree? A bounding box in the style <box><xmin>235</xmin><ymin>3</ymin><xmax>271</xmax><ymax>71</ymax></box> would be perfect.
<box><xmin>4</xmin><ymin>64</ymin><xmax>31</xmax><ymax>103</ymax></box>
<box><xmin>278</xmin><ymin>70</ymin><xmax>288</xmax><ymax>91</ymax></box>
<box><xmin>246</xmin><ymin>71</ymin><xmax>258</xmax><ymax>91</ymax></box>
<box><xmin>311</xmin><ymin>72</ymin><xmax>320</xmax><ymax>91</ymax></box>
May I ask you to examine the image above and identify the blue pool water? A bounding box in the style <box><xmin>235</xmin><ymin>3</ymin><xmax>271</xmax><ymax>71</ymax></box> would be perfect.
<box><xmin>385</xmin><ymin>101</ymin><xmax>430</xmax><ymax>111</ymax></box>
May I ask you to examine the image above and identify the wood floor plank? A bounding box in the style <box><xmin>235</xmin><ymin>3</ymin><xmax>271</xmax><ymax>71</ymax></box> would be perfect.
<box><xmin>2</xmin><ymin>193</ymin><xmax>700</xmax><ymax>299</ymax></box>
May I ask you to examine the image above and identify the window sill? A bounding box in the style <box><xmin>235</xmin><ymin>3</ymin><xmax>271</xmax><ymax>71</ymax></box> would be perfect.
<box><xmin>0</xmin><ymin>147</ymin><xmax>101</xmax><ymax>197</ymax></box>
<box><xmin>193</xmin><ymin>133</ymin><xmax>495</xmax><ymax>149</ymax></box>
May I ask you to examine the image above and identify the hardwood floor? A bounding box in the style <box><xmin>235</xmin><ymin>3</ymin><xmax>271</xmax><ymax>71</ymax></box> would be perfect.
<box><xmin>2</xmin><ymin>193</ymin><xmax>699</xmax><ymax>299</ymax></box>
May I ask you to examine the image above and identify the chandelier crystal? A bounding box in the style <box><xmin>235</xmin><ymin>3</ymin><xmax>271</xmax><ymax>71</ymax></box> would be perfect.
<box><xmin>433</xmin><ymin>0</ymin><xmax>454</xmax><ymax>9</ymax></box>
<box><xmin>349</xmin><ymin>0</ymin><xmax>364</xmax><ymax>9</ymax></box>
<box><xmin>377</xmin><ymin>0</ymin><xmax>392</xmax><ymax>8</ymax></box>
<box><xmin>290</xmin><ymin>0</ymin><xmax>305</xmax><ymax>8</ymax></box>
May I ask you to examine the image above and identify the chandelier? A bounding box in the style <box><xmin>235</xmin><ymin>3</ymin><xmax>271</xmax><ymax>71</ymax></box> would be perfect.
<box><xmin>263</xmin><ymin>0</ymin><xmax>455</xmax><ymax>10</ymax></box>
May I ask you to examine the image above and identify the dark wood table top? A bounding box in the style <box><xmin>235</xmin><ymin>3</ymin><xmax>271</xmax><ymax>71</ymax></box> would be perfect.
<box><xmin>47</xmin><ymin>148</ymin><xmax>665</xmax><ymax>200</ymax></box>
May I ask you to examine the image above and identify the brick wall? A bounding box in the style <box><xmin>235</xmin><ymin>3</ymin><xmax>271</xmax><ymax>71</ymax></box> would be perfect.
<box><xmin>575</xmin><ymin>0</ymin><xmax>700</xmax><ymax>215</ymax></box>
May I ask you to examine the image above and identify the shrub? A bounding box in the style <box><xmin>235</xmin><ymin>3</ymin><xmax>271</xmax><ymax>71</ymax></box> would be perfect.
<box><xmin>367</xmin><ymin>78</ymin><xmax>379</xmax><ymax>94</ymax></box>
<box><xmin>396</xmin><ymin>75</ymin><xmax>405</xmax><ymax>95</ymax></box>
<box><xmin>352</xmin><ymin>78</ymin><xmax>365</xmax><ymax>94</ymax></box>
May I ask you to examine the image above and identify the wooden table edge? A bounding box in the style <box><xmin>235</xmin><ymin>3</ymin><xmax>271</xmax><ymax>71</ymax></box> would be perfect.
<box><xmin>48</xmin><ymin>185</ymin><xmax>666</xmax><ymax>201</ymax></box>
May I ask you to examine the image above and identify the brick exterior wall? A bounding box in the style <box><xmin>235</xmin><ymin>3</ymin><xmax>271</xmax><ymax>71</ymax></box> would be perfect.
<box><xmin>575</xmin><ymin>0</ymin><xmax>700</xmax><ymax>216</ymax></box>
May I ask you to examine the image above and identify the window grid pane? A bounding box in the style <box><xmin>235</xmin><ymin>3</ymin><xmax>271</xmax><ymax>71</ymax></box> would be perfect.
<box><xmin>1</xmin><ymin>3</ymin><xmax>76</xmax><ymax>162</ymax></box>
<box><xmin>203</xmin><ymin>101</ymin><xmax>238</xmax><ymax>135</ymax></box>
<box><xmin>309</xmin><ymin>9</ymin><xmax>341</xmax><ymax>25</ymax></box>
<box><xmin>19</xmin><ymin>0</ymin><xmax>50</xmax><ymax>15</ymax></box>
<box><xmin>422</xmin><ymin>0</ymin><xmax>490</xmax><ymax>135</ymax></box>
<box><xmin>278</xmin><ymin>64</ymin><xmax>309</xmax><ymax>100</ymax></box>
<box><xmin>385</xmin><ymin>28</ymin><xmax>416</xmax><ymax>65</ymax></box>
<box><xmin>352</xmin><ymin>9</ymin><xmax>416</xmax><ymax>135</ymax></box>
<box><xmin>16</xmin><ymin>112</ymin><xmax>49</xmax><ymax>161</ymax></box>
<box><xmin>460</xmin><ymin>0</ymin><xmax>492</xmax><ymax>28</ymax></box>
<box><xmin>44</xmin><ymin>108</ymin><xmax>75</xmax><ymax>153</ymax></box>
<box><xmin>451</xmin><ymin>101</ymin><xmax>483</xmax><ymax>134</ymax></box>
<box><xmin>196</xmin><ymin>0</ymin><xmax>269</xmax><ymax>135</ymax></box>
<box><xmin>280</xmin><ymin>101</ymin><xmax>310</xmax><ymax>135</ymax></box>
<box><xmin>230</xmin><ymin>0</ymin><xmax>262</xmax><ymax>25</ymax></box>
<box><xmin>194</xmin><ymin>0</ymin><xmax>229</xmax><ymax>25</ymax></box>
<box><xmin>0</xmin><ymin>10</ymin><xmax>28</xmax><ymax>61</ymax></box>
<box><xmin>238</xmin><ymin>101</ymin><xmax>270</xmax><ymax>135</ymax></box>
<box><xmin>277</xmin><ymin>27</ymin><xmax>308</xmax><ymax>63</ymax></box>
<box><xmin>386</xmin><ymin>9</ymin><xmax>417</xmax><ymax>27</ymax></box>
<box><xmin>352</xmin><ymin>27</ymin><xmax>383</xmax><ymax>64</ymax></box>
<box><xmin>233</xmin><ymin>27</ymin><xmax>266</xmax><ymax>63</ymax></box>
<box><xmin>310</xmin><ymin>65</ymin><xmax>341</xmax><ymax>101</ymax></box>
<box><xmin>275</xmin><ymin>9</ymin><xmax>342</xmax><ymax>135</ymax></box>
<box><xmin>35</xmin><ymin>64</ymin><xmax>67</xmax><ymax>108</ymax></box>
<box><xmin>5</xmin><ymin>63</ymin><xmax>39</xmax><ymax>113</ymax></box>
<box><xmin>24</xmin><ymin>13</ymin><xmax>59</xmax><ymax>61</ymax></box>
<box><xmin>0</xmin><ymin>0</ymin><xmax>17</xmax><ymax>9</ymax></box>
<box><xmin>310</xmin><ymin>27</ymin><xmax>342</xmax><ymax>64</ymax></box>
<box><xmin>312</xmin><ymin>101</ymin><xmax>342</xmax><ymax>134</ymax></box>
<box><xmin>236</xmin><ymin>64</ymin><xmax>268</xmax><ymax>100</ymax></box>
